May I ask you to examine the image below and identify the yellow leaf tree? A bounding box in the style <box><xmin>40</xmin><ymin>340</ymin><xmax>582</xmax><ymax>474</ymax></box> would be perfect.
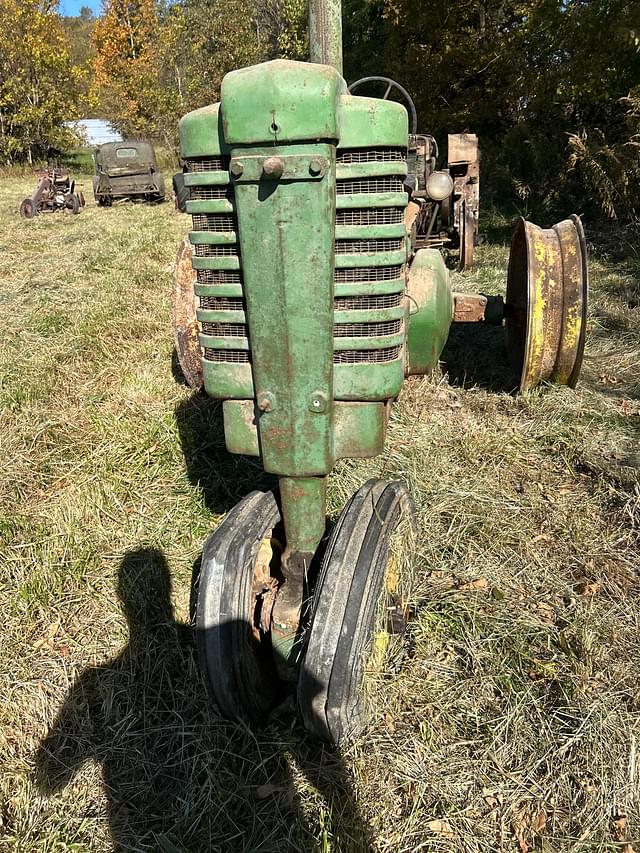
<box><xmin>92</xmin><ymin>0</ymin><xmax>163</xmax><ymax>137</ymax></box>
<box><xmin>0</xmin><ymin>0</ymin><xmax>80</xmax><ymax>163</ymax></box>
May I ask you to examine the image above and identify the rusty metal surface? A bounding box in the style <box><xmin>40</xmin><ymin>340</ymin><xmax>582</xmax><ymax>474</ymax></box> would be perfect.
<box><xmin>20</xmin><ymin>168</ymin><xmax>84</xmax><ymax>217</ymax></box>
<box><xmin>449</xmin><ymin>136</ymin><xmax>479</xmax><ymax>270</ymax></box>
<box><xmin>452</xmin><ymin>292</ymin><xmax>488</xmax><ymax>323</ymax></box>
<box><xmin>567</xmin><ymin>215</ymin><xmax>589</xmax><ymax>387</ymax></box>
<box><xmin>172</xmin><ymin>237</ymin><xmax>204</xmax><ymax>390</ymax></box>
<box><xmin>308</xmin><ymin>0</ymin><xmax>343</xmax><ymax>72</ymax></box>
<box><xmin>412</xmin><ymin>132</ymin><xmax>480</xmax><ymax>268</ymax></box>
<box><xmin>460</xmin><ymin>201</ymin><xmax>476</xmax><ymax>270</ymax></box>
<box><xmin>448</xmin><ymin>133</ymin><xmax>478</xmax><ymax>165</ymax></box>
<box><xmin>505</xmin><ymin>217</ymin><xmax>588</xmax><ymax>391</ymax></box>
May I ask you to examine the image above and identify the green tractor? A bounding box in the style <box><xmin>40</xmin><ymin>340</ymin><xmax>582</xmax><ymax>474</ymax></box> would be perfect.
<box><xmin>172</xmin><ymin>0</ymin><xmax>588</xmax><ymax>744</ymax></box>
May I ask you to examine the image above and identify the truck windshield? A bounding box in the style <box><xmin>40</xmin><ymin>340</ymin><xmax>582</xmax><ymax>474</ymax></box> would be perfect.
<box><xmin>116</xmin><ymin>148</ymin><xmax>138</xmax><ymax>159</ymax></box>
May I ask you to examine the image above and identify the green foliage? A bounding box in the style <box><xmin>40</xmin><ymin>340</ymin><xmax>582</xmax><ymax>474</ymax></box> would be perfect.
<box><xmin>568</xmin><ymin>87</ymin><xmax>640</xmax><ymax>221</ymax></box>
<box><xmin>155</xmin><ymin>0</ymin><xmax>265</xmax><ymax>145</ymax></box>
<box><xmin>343</xmin><ymin>0</ymin><xmax>640</xmax><ymax>220</ymax></box>
<box><xmin>60</xmin><ymin>7</ymin><xmax>97</xmax><ymax>115</ymax></box>
<box><xmin>0</xmin><ymin>0</ymin><xmax>81</xmax><ymax>163</ymax></box>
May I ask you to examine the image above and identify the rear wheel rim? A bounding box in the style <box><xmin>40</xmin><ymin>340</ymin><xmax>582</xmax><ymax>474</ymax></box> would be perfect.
<box><xmin>505</xmin><ymin>216</ymin><xmax>588</xmax><ymax>391</ymax></box>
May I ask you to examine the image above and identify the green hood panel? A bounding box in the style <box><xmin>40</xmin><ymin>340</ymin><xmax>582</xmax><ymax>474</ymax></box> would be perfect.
<box><xmin>179</xmin><ymin>104</ymin><xmax>228</xmax><ymax>158</ymax></box>
<box><xmin>221</xmin><ymin>59</ymin><xmax>347</xmax><ymax>145</ymax></box>
<box><xmin>337</xmin><ymin>95</ymin><xmax>408</xmax><ymax>149</ymax></box>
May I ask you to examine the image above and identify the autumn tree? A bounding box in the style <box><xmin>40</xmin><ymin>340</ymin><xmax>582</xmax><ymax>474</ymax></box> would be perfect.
<box><xmin>0</xmin><ymin>0</ymin><xmax>80</xmax><ymax>163</ymax></box>
<box><xmin>92</xmin><ymin>0</ymin><xmax>164</xmax><ymax>137</ymax></box>
<box><xmin>60</xmin><ymin>6</ymin><xmax>97</xmax><ymax>115</ymax></box>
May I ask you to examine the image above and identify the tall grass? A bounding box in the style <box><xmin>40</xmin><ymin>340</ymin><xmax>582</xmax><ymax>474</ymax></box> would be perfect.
<box><xmin>0</xmin><ymin>179</ymin><xmax>638</xmax><ymax>852</ymax></box>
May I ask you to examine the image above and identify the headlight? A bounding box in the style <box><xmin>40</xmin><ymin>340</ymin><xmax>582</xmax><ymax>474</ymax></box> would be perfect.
<box><xmin>426</xmin><ymin>170</ymin><xmax>454</xmax><ymax>202</ymax></box>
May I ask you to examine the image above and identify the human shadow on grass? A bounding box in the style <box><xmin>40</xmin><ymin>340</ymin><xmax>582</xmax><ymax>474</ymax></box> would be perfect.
<box><xmin>175</xmin><ymin>393</ymin><xmax>277</xmax><ymax>515</ymax></box>
<box><xmin>36</xmin><ymin>547</ymin><xmax>374</xmax><ymax>853</ymax></box>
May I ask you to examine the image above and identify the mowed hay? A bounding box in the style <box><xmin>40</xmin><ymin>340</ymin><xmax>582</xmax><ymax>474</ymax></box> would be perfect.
<box><xmin>0</xmin><ymin>174</ymin><xmax>638</xmax><ymax>852</ymax></box>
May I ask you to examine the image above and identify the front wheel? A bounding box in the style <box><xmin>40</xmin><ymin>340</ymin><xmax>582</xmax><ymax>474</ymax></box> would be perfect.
<box><xmin>20</xmin><ymin>198</ymin><xmax>35</xmax><ymax>219</ymax></box>
<box><xmin>298</xmin><ymin>479</ymin><xmax>415</xmax><ymax>744</ymax></box>
<box><xmin>194</xmin><ymin>490</ymin><xmax>286</xmax><ymax>723</ymax></box>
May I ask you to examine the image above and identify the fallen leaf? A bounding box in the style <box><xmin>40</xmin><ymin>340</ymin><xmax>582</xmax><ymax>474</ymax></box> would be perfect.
<box><xmin>599</xmin><ymin>373</ymin><xmax>619</xmax><ymax>385</ymax></box>
<box><xmin>458</xmin><ymin>577</ymin><xmax>488</xmax><ymax>591</ymax></box>
<box><xmin>577</xmin><ymin>579</ymin><xmax>601</xmax><ymax>596</ymax></box>
<box><xmin>612</xmin><ymin>815</ymin><xmax>627</xmax><ymax>841</ymax></box>
<box><xmin>535</xmin><ymin>602</ymin><xmax>555</xmax><ymax>624</ymax></box>
<box><xmin>532</xmin><ymin>810</ymin><xmax>546</xmax><ymax>832</ymax></box>
<box><xmin>427</xmin><ymin>819</ymin><xmax>454</xmax><ymax>839</ymax></box>
<box><xmin>556</xmin><ymin>483</ymin><xmax>574</xmax><ymax>495</ymax></box>
<box><xmin>528</xmin><ymin>659</ymin><xmax>557</xmax><ymax>681</ymax></box>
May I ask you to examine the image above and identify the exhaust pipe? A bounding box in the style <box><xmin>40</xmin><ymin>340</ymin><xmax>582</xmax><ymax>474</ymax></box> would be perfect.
<box><xmin>308</xmin><ymin>0</ymin><xmax>343</xmax><ymax>73</ymax></box>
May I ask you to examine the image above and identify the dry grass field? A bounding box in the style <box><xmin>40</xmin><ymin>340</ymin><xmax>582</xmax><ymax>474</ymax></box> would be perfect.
<box><xmin>0</xmin><ymin>170</ymin><xmax>638</xmax><ymax>852</ymax></box>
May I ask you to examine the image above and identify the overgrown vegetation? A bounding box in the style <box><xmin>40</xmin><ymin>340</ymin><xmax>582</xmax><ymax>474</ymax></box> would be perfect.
<box><xmin>3</xmin><ymin>0</ymin><xmax>639</xmax><ymax>221</ymax></box>
<box><xmin>0</xmin><ymin>176</ymin><xmax>638</xmax><ymax>851</ymax></box>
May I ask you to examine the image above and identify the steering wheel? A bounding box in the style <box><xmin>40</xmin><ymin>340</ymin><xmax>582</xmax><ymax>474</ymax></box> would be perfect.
<box><xmin>348</xmin><ymin>76</ymin><xmax>418</xmax><ymax>136</ymax></box>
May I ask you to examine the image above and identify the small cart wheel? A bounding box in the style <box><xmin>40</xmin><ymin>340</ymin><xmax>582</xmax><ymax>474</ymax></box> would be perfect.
<box><xmin>172</xmin><ymin>237</ymin><xmax>203</xmax><ymax>390</ymax></box>
<box><xmin>506</xmin><ymin>215</ymin><xmax>588</xmax><ymax>391</ymax></box>
<box><xmin>65</xmin><ymin>194</ymin><xmax>81</xmax><ymax>214</ymax></box>
<box><xmin>195</xmin><ymin>490</ymin><xmax>286</xmax><ymax>723</ymax></box>
<box><xmin>20</xmin><ymin>198</ymin><xmax>35</xmax><ymax>219</ymax></box>
<box><xmin>298</xmin><ymin>479</ymin><xmax>415</xmax><ymax>744</ymax></box>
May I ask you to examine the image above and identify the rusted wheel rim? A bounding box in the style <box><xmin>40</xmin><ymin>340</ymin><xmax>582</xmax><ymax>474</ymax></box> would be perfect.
<box><xmin>172</xmin><ymin>236</ymin><xmax>203</xmax><ymax>390</ymax></box>
<box><xmin>505</xmin><ymin>216</ymin><xmax>588</xmax><ymax>392</ymax></box>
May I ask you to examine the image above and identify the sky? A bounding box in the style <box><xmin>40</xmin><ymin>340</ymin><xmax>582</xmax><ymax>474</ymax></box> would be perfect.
<box><xmin>58</xmin><ymin>0</ymin><xmax>101</xmax><ymax>16</ymax></box>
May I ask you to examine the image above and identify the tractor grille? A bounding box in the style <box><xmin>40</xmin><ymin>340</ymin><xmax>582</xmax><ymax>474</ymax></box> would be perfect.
<box><xmin>336</xmin><ymin>177</ymin><xmax>405</xmax><ymax>195</ymax></box>
<box><xmin>334</xmin><ymin>346</ymin><xmax>401</xmax><ymax>364</ymax></box>
<box><xmin>200</xmin><ymin>296</ymin><xmax>245</xmax><ymax>310</ymax></box>
<box><xmin>197</xmin><ymin>269</ymin><xmax>243</xmax><ymax>285</ymax></box>
<box><xmin>203</xmin><ymin>348</ymin><xmax>250</xmax><ymax>363</ymax></box>
<box><xmin>336</xmin><ymin>208</ymin><xmax>404</xmax><ymax>226</ymax></box>
<box><xmin>333</xmin><ymin>320</ymin><xmax>402</xmax><ymax>338</ymax></box>
<box><xmin>191</xmin><ymin>213</ymin><xmax>236</xmax><ymax>232</ymax></box>
<box><xmin>190</xmin><ymin>186</ymin><xmax>232</xmax><ymax>200</ymax></box>
<box><xmin>335</xmin><ymin>238</ymin><xmax>404</xmax><ymax>254</ymax></box>
<box><xmin>335</xmin><ymin>265</ymin><xmax>404</xmax><ymax>283</ymax></box>
<box><xmin>334</xmin><ymin>293</ymin><xmax>403</xmax><ymax>311</ymax></box>
<box><xmin>337</xmin><ymin>148</ymin><xmax>406</xmax><ymax>164</ymax></box>
<box><xmin>201</xmin><ymin>322</ymin><xmax>247</xmax><ymax>337</ymax></box>
<box><xmin>194</xmin><ymin>243</ymin><xmax>239</xmax><ymax>257</ymax></box>
<box><xmin>184</xmin><ymin>156</ymin><xmax>229</xmax><ymax>172</ymax></box>
<box><xmin>189</xmin><ymin>159</ymin><xmax>249</xmax><ymax>375</ymax></box>
<box><xmin>333</xmin><ymin>141</ymin><xmax>407</xmax><ymax>375</ymax></box>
